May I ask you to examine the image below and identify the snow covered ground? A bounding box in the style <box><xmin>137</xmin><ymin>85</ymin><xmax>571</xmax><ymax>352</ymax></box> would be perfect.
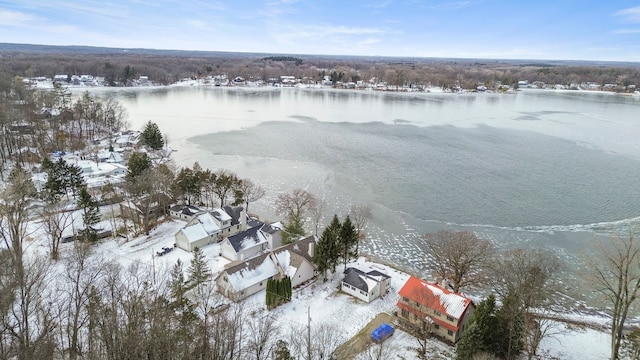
<box><xmin>22</xmin><ymin>210</ymin><xmax>614</xmax><ymax>359</ymax></box>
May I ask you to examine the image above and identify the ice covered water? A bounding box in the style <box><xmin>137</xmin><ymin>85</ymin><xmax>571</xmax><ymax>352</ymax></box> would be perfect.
<box><xmin>107</xmin><ymin>86</ymin><xmax>640</xmax><ymax>305</ymax></box>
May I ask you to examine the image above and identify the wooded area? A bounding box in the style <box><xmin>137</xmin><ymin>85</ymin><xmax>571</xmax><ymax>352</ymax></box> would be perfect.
<box><xmin>2</xmin><ymin>44</ymin><xmax>640</xmax><ymax>89</ymax></box>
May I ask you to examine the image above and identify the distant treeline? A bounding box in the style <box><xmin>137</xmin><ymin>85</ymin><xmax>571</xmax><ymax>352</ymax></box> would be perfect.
<box><xmin>1</xmin><ymin>43</ymin><xmax>640</xmax><ymax>89</ymax></box>
<box><xmin>262</xmin><ymin>56</ymin><xmax>303</xmax><ymax>65</ymax></box>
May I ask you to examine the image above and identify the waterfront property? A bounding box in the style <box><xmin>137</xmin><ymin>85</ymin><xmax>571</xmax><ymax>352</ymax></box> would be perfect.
<box><xmin>341</xmin><ymin>266</ymin><xmax>391</xmax><ymax>303</ymax></box>
<box><xmin>174</xmin><ymin>207</ymin><xmax>247</xmax><ymax>251</ymax></box>
<box><xmin>215</xmin><ymin>235</ymin><xmax>317</xmax><ymax>301</ymax></box>
<box><xmin>396</xmin><ymin>276</ymin><xmax>475</xmax><ymax>344</ymax></box>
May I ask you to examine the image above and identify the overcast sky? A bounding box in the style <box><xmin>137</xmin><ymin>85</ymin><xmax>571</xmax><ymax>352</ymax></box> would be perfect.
<box><xmin>1</xmin><ymin>0</ymin><xmax>639</xmax><ymax>61</ymax></box>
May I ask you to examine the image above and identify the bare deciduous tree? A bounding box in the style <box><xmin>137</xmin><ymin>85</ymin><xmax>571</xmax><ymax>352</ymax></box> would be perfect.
<box><xmin>245</xmin><ymin>313</ymin><xmax>279</xmax><ymax>360</ymax></box>
<box><xmin>349</xmin><ymin>204</ymin><xmax>372</xmax><ymax>254</ymax></box>
<box><xmin>310</xmin><ymin>196</ymin><xmax>327</xmax><ymax>236</ymax></box>
<box><xmin>592</xmin><ymin>232</ymin><xmax>640</xmax><ymax>360</ymax></box>
<box><xmin>238</xmin><ymin>178</ymin><xmax>265</xmax><ymax>215</ymax></box>
<box><xmin>39</xmin><ymin>202</ymin><xmax>74</xmax><ymax>260</ymax></box>
<box><xmin>349</xmin><ymin>204</ymin><xmax>372</xmax><ymax>239</ymax></box>
<box><xmin>275</xmin><ymin>188</ymin><xmax>317</xmax><ymax>222</ymax></box>
<box><xmin>421</xmin><ymin>230</ymin><xmax>495</xmax><ymax>293</ymax></box>
<box><xmin>62</xmin><ymin>244</ymin><xmax>107</xmax><ymax>360</ymax></box>
<box><xmin>275</xmin><ymin>189</ymin><xmax>317</xmax><ymax>243</ymax></box>
<box><xmin>492</xmin><ymin>248</ymin><xmax>561</xmax><ymax>360</ymax></box>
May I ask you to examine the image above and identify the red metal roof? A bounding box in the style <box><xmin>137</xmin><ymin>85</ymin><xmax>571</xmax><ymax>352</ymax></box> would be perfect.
<box><xmin>397</xmin><ymin>276</ymin><xmax>473</xmax><ymax>331</ymax></box>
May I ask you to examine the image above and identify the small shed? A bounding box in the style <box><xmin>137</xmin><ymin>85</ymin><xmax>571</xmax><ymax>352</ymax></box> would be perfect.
<box><xmin>371</xmin><ymin>323</ymin><xmax>394</xmax><ymax>342</ymax></box>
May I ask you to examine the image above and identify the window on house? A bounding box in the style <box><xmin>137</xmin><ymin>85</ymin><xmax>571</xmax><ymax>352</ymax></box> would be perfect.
<box><xmin>434</xmin><ymin>311</ymin><xmax>442</xmax><ymax>316</ymax></box>
<box><xmin>446</xmin><ymin>315</ymin><xmax>454</xmax><ymax>322</ymax></box>
<box><xmin>401</xmin><ymin>309</ymin><xmax>409</xmax><ymax>318</ymax></box>
<box><xmin>402</xmin><ymin>297</ymin><xmax>409</xmax><ymax>303</ymax></box>
<box><xmin>447</xmin><ymin>330</ymin><xmax>454</xmax><ymax>336</ymax></box>
<box><xmin>434</xmin><ymin>324</ymin><xmax>439</xmax><ymax>330</ymax></box>
<box><xmin>259</xmin><ymin>282</ymin><xmax>263</xmax><ymax>286</ymax></box>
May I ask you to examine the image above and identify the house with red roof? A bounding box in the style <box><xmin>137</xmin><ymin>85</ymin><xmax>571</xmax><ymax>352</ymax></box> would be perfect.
<box><xmin>396</xmin><ymin>275</ymin><xmax>475</xmax><ymax>344</ymax></box>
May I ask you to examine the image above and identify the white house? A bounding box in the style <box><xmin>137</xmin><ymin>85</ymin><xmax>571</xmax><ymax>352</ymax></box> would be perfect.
<box><xmin>220</xmin><ymin>224</ymin><xmax>267</xmax><ymax>261</ymax></box>
<box><xmin>174</xmin><ymin>207</ymin><xmax>247</xmax><ymax>252</ymax></box>
<box><xmin>219</xmin><ymin>221</ymin><xmax>283</xmax><ymax>261</ymax></box>
<box><xmin>113</xmin><ymin>131</ymin><xmax>141</xmax><ymax>148</ymax></box>
<box><xmin>216</xmin><ymin>235</ymin><xmax>317</xmax><ymax>301</ymax></box>
<box><xmin>341</xmin><ymin>265</ymin><xmax>391</xmax><ymax>303</ymax></box>
<box><xmin>168</xmin><ymin>204</ymin><xmax>202</xmax><ymax>221</ymax></box>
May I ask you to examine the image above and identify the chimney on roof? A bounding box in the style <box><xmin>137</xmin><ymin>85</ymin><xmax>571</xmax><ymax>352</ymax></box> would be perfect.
<box><xmin>439</xmin><ymin>278</ymin><xmax>449</xmax><ymax>290</ymax></box>
<box><xmin>240</xmin><ymin>208</ymin><xmax>247</xmax><ymax>231</ymax></box>
<box><xmin>308</xmin><ymin>242</ymin><xmax>314</xmax><ymax>258</ymax></box>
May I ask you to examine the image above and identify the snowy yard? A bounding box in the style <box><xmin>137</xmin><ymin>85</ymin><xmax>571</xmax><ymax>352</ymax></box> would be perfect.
<box><xmin>24</xmin><ymin>213</ymin><xmax>614</xmax><ymax>359</ymax></box>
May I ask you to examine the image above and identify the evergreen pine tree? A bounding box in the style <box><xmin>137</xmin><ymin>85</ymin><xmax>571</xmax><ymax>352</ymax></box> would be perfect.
<box><xmin>66</xmin><ymin>163</ymin><xmax>85</xmax><ymax>197</ymax></box>
<box><xmin>314</xmin><ymin>215</ymin><xmax>342</xmax><ymax>276</ymax></box>
<box><xmin>43</xmin><ymin>158</ymin><xmax>65</xmax><ymax>201</ymax></box>
<box><xmin>126</xmin><ymin>152</ymin><xmax>152</xmax><ymax>181</ymax></box>
<box><xmin>339</xmin><ymin>215</ymin><xmax>359</xmax><ymax>266</ymax></box>
<box><xmin>170</xmin><ymin>259</ymin><xmax>187</xmax><ymax>300</ymax></box>
<box><xmin>326</xmin><ymin>215</ymin><xmax>342</xmax><ymax>272</ymax></box>
<box><xmin>281</xmin><ymin>216</ymin><xmax>306</xmax><ymax>244</ymax></box>
<box><xmin>273</xmin><ymin>339</ymin><xmax>294</xmax><ymax>360</ymax></box>
<box><xmin>187</xmin><ymin>247</ymin><xmax>212</xmax><ymax>288</ymax></box>
<box><xmin>169</xmin><ymin>259</ymin><xmax>197</xmax><ymax>346</ymax></box>
<box><xmin>141</xmin><ymin>121</ymin><xmax>164</xmax><ymax>150</ymax></box>
<box><xmin>456</xmin><ymin>294</ymin><xmax>500</xmax><ymax>360</ymax></box>
<box><xmin>78</xmin><ymin>186</ymin><xmax>100</xmax><ymax>242</ymax></box>
<box><xmin>495</xmin><ymin>293</ymin><xmax>526</xmax><ymax>360</ymax></box>
<box><xmin>266</xmin><ymin>279</ymin><xmax>274</xmax><ymax>310</ymax></box>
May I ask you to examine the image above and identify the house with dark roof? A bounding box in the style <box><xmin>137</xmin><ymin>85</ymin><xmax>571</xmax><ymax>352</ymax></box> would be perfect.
<box><xmin>219</xmin><ymin>223</ymin><xmax>267</xmax><ymax>261</ymax></box>
<box><xmin>169</xmin><ymin>204</ymin><xmax>202</xmax><ymax>221</ymax></box>
<box><xmin>341</xmin><ymin>266</ymin><xmax>391</xmax><ymax>303</ymax></box>
<box><xmin>174</xmin><ymin>207</ymin><xmax>247</xmax><ymax>251</ymax></box>
<box><xmin>219</xmin><ymin>221</ymin><xmax>284</xmax><ymax>261</ymax></box>
<box><xmin>396</xmin><ymin>276</ymin><xmax>475</xmax><ymax>344</ymax></box>
<box><xmin>215</xmin><ymin>235</ymin><xmax>318</xmax><ymax>301</ymax></box>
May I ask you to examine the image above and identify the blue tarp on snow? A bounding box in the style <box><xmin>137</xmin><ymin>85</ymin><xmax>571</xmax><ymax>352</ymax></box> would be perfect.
<box><xmin>371</xmin><ymin>323</ymin><xmax>394</xmax><ymax>342</ymax></box>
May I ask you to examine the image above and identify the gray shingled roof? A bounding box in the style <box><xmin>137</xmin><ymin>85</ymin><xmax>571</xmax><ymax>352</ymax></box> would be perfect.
<box><xmin>223</xmin><ymin>205</ymin><xmax>244</xmax><ymax>225</ymax></box>
<box><xmin>227</xmin><ymin>223</ymin><xmax>265</xmax><ymax>252</ymax></box>
<box><xmin>342</xmin><ymin>267</ymin><xmax>390</xmax><ymax>292</ymax></box>
<box><xmin>343</xmin><ymin>268</ymin><xmax>370</xmax><ymax>292</ymax></box>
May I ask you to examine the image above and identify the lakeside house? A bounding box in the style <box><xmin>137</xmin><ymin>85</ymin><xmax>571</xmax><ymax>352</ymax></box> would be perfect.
<box><xmin>168</xmin><ymin>204</ymin><xmax>202</xmax><ymax>221</ymax></box>
<box><xmin>215</xmin><ymin>235</ymin><xmax>317</xmax><ymax>301</ymax></box>
<box><xmin>396</xmin><ymin>276</ymin><xmax>475</xmax><ymax>344</ymax></box>
<box><xmin>174</xmin><ymin>207</ymin><xmax>247</xmax><ymax>252</ymax></box>
<box><xmin>219</xmin><ymin>221</ymin><xmax>284</xmax><ymax>262</ymax></box>
<box><xmin>341</xmin><ymin>265</ymin><xmax>391</xmax><ymax>303</ymax></box>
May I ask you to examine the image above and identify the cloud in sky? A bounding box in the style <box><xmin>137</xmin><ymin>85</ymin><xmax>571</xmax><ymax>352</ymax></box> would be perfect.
<box><xmin>0</xmin><ymin>9</ymin><xmax>36</xmax><ymax>26</ymax></box>
<box><xmin>614</xmin><ymin>5</ymin><xmax>640</xmax><ymax>23</ymax></box>
<box><xmin>0</xmin><ymin>1</ymin><xmax>639</xmax><ymax>61</ymax></box>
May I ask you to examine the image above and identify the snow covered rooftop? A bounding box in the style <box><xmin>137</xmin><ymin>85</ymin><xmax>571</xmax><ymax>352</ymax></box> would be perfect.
<box><xmin>179</xmin><ymin>223</ymin><xmax>209</xmax><ymax>243</ymax></box>
<box><xmin>398</xmin><ymin>276</ymin><xmax>473</xmax><ymax>320</ymax></box>
<box><xmin>226</xmin><ymin>254</ymin><xmax>279</xmax><ymax>292</ymax></box>
<box><xmin>228</xmin><ymin>224</ymin><xmax>266</xmax><ymax>252</ymax></box>
<box><xmin>343</xmin><ymin>267</ymin><xmax>386</xmax><ymax>292</ymax></box>
<box><xmin>274</xmin><ymin>250</ymin><xmax>297</xmax><ymax>279</ymax></box>
<box><xmin>212</xmin><ymin>208</ymin><xmax>232</xmax><ymax>222</ymax></box>
<box><xmin>195</xmin><ymin>212</ymin><xmax>223</xmax><ymax>234</ymax></box>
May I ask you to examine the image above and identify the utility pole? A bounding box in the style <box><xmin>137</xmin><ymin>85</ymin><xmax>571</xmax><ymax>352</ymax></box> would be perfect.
<box><xmin>307</xmin><ymin>306</ymin><xmax>312</xmax><ymax>360</ymax></box>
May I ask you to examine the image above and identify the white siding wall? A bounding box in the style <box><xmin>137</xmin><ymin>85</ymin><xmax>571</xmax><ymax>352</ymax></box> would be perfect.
<box><xmin>175</xmin><ymin>231</ymin><xmax>190</xmax><ymax>251</ymax></box>
<box><xmin>341</xmin><ymin>282</ymin><xmax>371</xmax><ymax>303</ymax></box>
<box><xmin>291</xmin><ymin>261</ymin><xmax>315</xmax><ymax>287</ymax></box>
<box><xmin>220</xmin><ymin>240</ymin><xmax>237</xmax><ymax>261</ymax></box>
